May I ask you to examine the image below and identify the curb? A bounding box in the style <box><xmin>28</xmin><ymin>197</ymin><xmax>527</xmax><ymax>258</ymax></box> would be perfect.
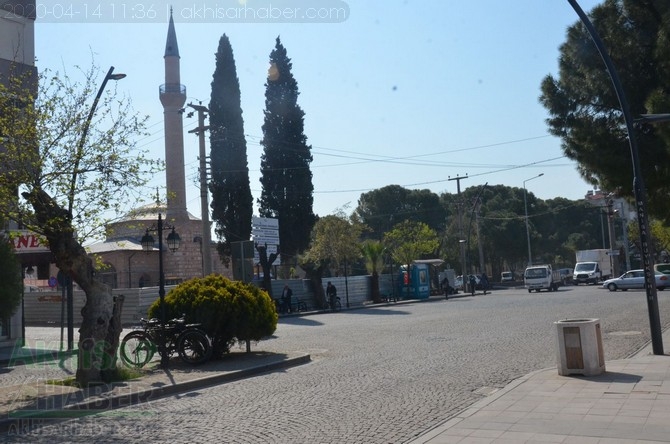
<box><xmin>0</xmin><ymin>353</ymin><xmax>311</xmax><ymax>432</ymax></box>
<box><xmin>407</xmin><ymin>367</ymin><xmax>549</xmax><ymax>444</ymax></box>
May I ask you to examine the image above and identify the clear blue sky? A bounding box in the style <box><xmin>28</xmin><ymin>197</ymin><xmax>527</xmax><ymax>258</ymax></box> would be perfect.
<box><xmin>34</xmin><ymin>0</ymin><xmax>603</xmax><ymax>226</ymax></box>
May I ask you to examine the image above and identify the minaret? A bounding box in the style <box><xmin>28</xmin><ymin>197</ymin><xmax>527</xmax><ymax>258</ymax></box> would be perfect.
<box><xmin>160</xmin><ymin>10</ymin><xmax>188</xmax><ymax>220</ymax></box>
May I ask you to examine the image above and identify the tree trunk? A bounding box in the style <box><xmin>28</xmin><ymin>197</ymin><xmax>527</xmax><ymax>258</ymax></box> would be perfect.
<box><xmin>25</xmin><ymin>189</ymin><xmax>123</xmax><ymax>385</ymax></box>
<box><xmin>255</xmin><ymin>244</ymin><xmax>278</xmax><ymax>299</ymax></box>
<box><xmin>371</xmin><ymin>272</ymin><xmax>381</xmax><ymax>303</ymax></box>
<box><xmin>302</xmin><ymin>263</ymin><xmax>326</xmax><ymax>309</ymax></box>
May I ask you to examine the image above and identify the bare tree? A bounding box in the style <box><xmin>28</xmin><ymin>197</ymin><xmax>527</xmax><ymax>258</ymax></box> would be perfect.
<box><xmin>0</xmin><ymin>64</ymin><xmax>158</xmax><ymax>384</ymax></box>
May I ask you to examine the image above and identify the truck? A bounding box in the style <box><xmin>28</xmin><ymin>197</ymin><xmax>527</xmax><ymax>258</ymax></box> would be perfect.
<box><xmin>524</xmin><ymin>264</ymin><xmax>562</xmax><ymax>292</ymax></box>
<box><xmin>573</xmin><ymin>249</ymin><xmax>612</xmax><ymax>285</ymax></box>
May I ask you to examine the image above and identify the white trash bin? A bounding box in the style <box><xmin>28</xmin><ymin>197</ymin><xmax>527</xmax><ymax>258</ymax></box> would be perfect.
<box><xmin>554</xmin><ymin>318</ymin><xmax>605</xmax><ymax>376</ymax></box>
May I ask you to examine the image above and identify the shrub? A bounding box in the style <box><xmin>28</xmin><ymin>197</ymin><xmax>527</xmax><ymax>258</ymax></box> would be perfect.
<box><xmin>148</xmin><ymin>275</ymin><xmax>278</xmax><ymax>358</ymax></box>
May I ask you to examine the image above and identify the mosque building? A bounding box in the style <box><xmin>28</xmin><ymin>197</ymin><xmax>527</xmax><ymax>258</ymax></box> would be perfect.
<box><xmin>87</xmin><ymin>12</ymin><xmax>228</xmax><ymax>288</ymax></box>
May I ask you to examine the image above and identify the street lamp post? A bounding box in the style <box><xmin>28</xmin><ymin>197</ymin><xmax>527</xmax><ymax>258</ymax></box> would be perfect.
<box><xmin>68</xmin><ymin>66</ymin><xmax>126</xmax><ymax>217</ymax></box>
<box><xmin>141</xmin><ymin>213</ymin><xmax>181</xmax><ymax>368</ymax></box>
<box><xmin>64</xmin><ymin>66</ymin><xmax>126</xmax><ymax>352</ymax></box>
<box><xmin>523</xmin><ymin>173</ymin><xmax>544</xmax><ymax>267</ymax></box>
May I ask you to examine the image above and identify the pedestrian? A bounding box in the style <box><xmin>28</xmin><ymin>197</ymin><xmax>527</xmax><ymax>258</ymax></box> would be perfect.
<box><xmin>281</xmin><ymin>284</ymin><xmax>293</xmax><ymax>313</ymax></box>
<box><xmin>441</xmin><ymin>276</ymin><xmax>450</xmax><ymax>300</ymax></box>
<box><xmin>480</xmin><ymin>273</ymin><xmax>489</xmax><ymax>295</ymax></box>
<box><xmin>326</xmin><ymin>281</ymin><xmax>337</xmax><ymax>308</ymax></box>
<box><xmin>469</xmin><ymin>275</ymin><xmax>476</xmax><ymax>296</ymax></box>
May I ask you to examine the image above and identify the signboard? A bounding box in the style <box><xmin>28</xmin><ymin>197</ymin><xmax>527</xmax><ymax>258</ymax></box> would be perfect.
<box><xmin>7</xmin><ymin>231</ymin><xmax>50</xmax><ymax>254</ymax></box>
<box><xmin>251</xmin><ymin>216</ymin><xmax>280</xmax><ymax>264</ymax></box>
<box><xmin>252</xmin><ymin>216</ymin><xmax>278</xmax><ymax>228</ymax></box>
<box><xmin>252</xmin><ymin>228</ymin><xmax>281</xmax><ymax>237</ymax></box>
<box><xmin>251</xmin><ymin>236</ymin><xmax>280</xmax><ymax>245</ymax></box>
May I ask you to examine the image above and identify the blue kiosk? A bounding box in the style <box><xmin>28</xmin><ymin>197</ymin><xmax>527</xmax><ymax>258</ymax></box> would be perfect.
<box><xmin>397</xmin><ymin>262</ymin><xmax>430</xmax><ymax>299</ymax></box>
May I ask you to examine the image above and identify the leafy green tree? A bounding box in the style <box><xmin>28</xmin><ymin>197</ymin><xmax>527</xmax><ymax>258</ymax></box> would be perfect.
<box><xmin>361</xmin><ymin>240</ymin><xmax>385</xmax><ymax>303</ymax></box>
<box><xmin>440</xmin><ymin>185</ymin><xmax>606</xmax><ymax>279</ymax></box>
<box><xmin>0</xmin><ymin>236</ymin><xmax>23</xmax><ymax>320</ymax></box>
<box><xmin>628</xmin><ymin>219</ymin><xmax>670</xmax><ymax>267</ymax></box>
<box><xmin>209</xmin><ymin>34</ymin><xmax>253</xmax><ymax>264</ymax></box>
<box><xmin>303</xmin><ymin>214</ymin><xmax>363</xmax><ymax>277</ymax></box>
<box><xmin>354</xmin><ymin>185</ymin><xmax>446</xmax><ymax>240</ymax></box>
<box><xmin>536</xmin><ymin>198</ymin><xmax>604</xmax><ymax>266</ymax></box>
<box><xmin>0</xmin><ymin>65</ymin><xmax>155</xmax><ymax>385</ymax></box>
<box><xmin>258</xmin><ymin>37</ymin><xmax>316</xmax><ymax>264</ymax></box>
<box><xmin>650</xmin><ymin>221</ymin><xmax>670</xmax><ymax>258</ymax></box>
<box><xmin>301</xmin><ymin>214</ymin><xmax>363</xmax><ymax>307</ymax></box>
<box><xmin>539</xmin><ymin>0</ymin><xmax>670</xmax><ymax>221</ymax></box>
<box><xmin>383</xmin><ymin>220</ymin><xmax>439</xmax><ymax>297</ymax></box>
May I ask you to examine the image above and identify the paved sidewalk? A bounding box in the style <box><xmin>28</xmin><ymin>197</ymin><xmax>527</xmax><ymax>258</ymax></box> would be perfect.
<box><xmin>409</xmin><ymin>329</ymin><xmax>670</xmax><ymax>444</ymax></box>
<box><xmin>0</xmin><ymin>328</ymin><xmax>310</xmax><ymax>433</ymax></box>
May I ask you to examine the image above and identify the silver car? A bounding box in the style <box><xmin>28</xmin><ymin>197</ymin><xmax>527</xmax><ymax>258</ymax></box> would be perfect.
<box><xmin>602</xmin><ymin>269</ymin><xmax>668</xmax><ymax>291</ymax></box>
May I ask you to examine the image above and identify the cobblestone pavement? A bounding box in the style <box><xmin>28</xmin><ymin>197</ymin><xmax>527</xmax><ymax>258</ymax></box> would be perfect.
<box><xmin>3</xmin><ymin>286</ymin><xmax>670</xmax><ymax>443</ymax></box>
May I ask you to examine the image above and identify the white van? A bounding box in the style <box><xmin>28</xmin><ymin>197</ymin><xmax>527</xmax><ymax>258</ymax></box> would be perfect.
<box><xmin>501</xmin><ymin>271</ymin><xmax>513</xmax><ymax>282</ymax></box>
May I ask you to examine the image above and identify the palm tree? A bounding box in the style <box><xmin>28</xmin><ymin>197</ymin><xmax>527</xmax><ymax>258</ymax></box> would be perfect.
<box><xmin>361</xmin><ymin>240</ymin><xmax>385</xmax><ymax>303</ymax></box>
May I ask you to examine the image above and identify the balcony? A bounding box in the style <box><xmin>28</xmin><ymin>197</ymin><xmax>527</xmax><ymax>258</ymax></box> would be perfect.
<box><xmin>159</xmin><ymin>83</ymin><xmax>186</xmax><ymax>95</ymax></box>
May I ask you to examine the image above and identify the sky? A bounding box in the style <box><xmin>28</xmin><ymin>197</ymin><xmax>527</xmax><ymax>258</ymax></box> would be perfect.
<box><xmin>32</xmin><ymin>0</ymin><xmax>604</xmax><ymax>228</ymax></box>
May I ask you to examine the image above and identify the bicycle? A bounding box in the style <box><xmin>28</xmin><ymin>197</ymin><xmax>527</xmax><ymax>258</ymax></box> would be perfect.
<box><xmin>275</xmin><ymin>298</ymin><xmax>307</xmax><ymax>314</ymax></box>
<box><xmin>291</xmin><ymin>299</ymin><xmax>308</xmax><ymax>313</ymax></box>
<box><xmin>325</xmin><ymin>295</ymin><xmax>342</xmax><ymax>312</ymax></box>
<box><xmin>119</xmin><ymin>315</ymin><xmax>212</xmax><ymax>368</ymax></box>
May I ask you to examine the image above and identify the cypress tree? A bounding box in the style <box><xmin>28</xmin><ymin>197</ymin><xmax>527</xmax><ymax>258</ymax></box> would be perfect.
<box><xmin>258</xmin><ymin>37</ymin><xmax>316</xmax><ymax>264</ymax></box>
<box><xmin>209</xmin><ymin>34</ymin><xmax>253</xmax><ymax>262</ymax></box>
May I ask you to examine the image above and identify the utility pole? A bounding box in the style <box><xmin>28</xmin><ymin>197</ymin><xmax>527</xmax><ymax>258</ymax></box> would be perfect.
<box><xmin>448</xmin><ymin>174</ymin><xmax>468</xmax><ymax>289</ymax></box>
<box><xmin>606</xmin><ymin>198</ymin><xmax>619</xmax><ymax>277</ymax></box>
<box><xmin>476</xmin><ymin>205</ymin><xmax>485</xmax><ymax>274</ymax></box>
<box><xmin>187</xmin><ymin>102</ymin><xmax>212</xmax><ymax>276</ymax></box>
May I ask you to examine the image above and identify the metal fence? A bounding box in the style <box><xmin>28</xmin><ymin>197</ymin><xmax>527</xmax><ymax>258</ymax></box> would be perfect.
<box><xmin>23</xmin><ymin>274</ymin><xmax>403</xmax><ymax>326</ymax></box>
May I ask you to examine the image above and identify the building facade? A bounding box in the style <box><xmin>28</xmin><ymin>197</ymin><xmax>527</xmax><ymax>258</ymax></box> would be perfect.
<box><xmin>1</xmin><ymin>0</ymin><xmax>37</xmax><ymax>347</ymax></box>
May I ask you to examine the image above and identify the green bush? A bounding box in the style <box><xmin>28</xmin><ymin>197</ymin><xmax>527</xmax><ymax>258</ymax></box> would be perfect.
<box><xmin>148</xmin><ymin>275</ymin><xmax>278</xmax><ymax>358</ymax></box>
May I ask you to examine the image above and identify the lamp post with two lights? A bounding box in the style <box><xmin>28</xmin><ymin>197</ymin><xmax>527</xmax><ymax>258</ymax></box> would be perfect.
<box><xmin>141</xmin><ymin>213</ymin><xmax>181</xmax><ymax>368</ymax></box>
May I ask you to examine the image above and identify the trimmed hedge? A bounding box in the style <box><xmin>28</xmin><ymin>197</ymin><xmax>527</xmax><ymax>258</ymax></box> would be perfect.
<box><xmin>148</xmin><ymin>275</ymin><xmax>278</xmax><ymax>358</ymax></box>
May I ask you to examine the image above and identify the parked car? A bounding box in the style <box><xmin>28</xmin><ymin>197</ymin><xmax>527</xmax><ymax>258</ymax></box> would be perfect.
<box><xmin>455</xmin><ymin>275</ymin><xmax>481</xmax><ymax>290</ymax></box>
<box><xmin>602</xmin><ymin>269</ymin><xmax>668</xmax><ymax>292</ymax></box>
<box><xmin>654</xmin><ymin>263</ymin><xmax>670</xmax><ymax>275</ymax></box>
<box><xmin>500</xmin><ymin>271</ymin><xmax>514</xmax><ymax>282</ymax></box>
